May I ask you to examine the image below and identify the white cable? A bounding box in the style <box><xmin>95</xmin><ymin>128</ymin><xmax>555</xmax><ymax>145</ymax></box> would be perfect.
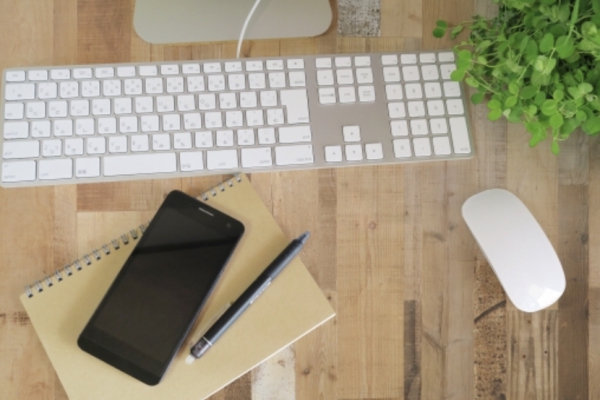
<box><xmin>236</xmin><ymin>0</ymin><xmax>263</xmax><ymax>58</ymax></box>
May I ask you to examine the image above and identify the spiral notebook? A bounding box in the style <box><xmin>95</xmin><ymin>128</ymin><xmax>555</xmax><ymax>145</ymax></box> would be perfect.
<box><xmin>20</xmin><ymin>174</ymin><xmax>335</xmax><ymax>400</ymax></box>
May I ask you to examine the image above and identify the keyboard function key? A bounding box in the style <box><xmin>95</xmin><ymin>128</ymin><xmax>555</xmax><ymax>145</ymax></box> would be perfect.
<box><xmin>279</xmin><ymin>125</ymin><xmax>312</xmax><ymax>143</ymax></box>
<box><xmin>3</xmin><ymin>140</ymin><xmax>39</xmax><ymax>159</ymax></box>
<box><xmin>358</xmin><ymin>86</ymin><xmax>375</xmax><ymax>102</ymax></box>
<box><xmin>245</xmin><ymin>61</ymin><xmax>263</xmax><ymax>71</ymax></box>
<box><xmin>6</xmin><ymin>71</ymin><xmax>26</xmax><ymax>82</ymax></box>
<box><xmin>316</xmin><ymin>58</ymin><xmax>332</xmax><ymax>68</ymax></box>
<box><xmin>117</xmin><ymin>66</ymin><xmax>136</xmax><ymax>77</ymax></box>
<box><xmin>336</xmin><ymin>69</ymin><xmax>354</xmax><ymax>85</ymax></box>
<box><xmin>335</xmin><ymin>57</ymin><xmax>352</xmax><ymax>67</ymax></box>
<box><xmin>419</xmin><ymin>53</ymin><xmax>437</xmax><ymax>63</ymax></box>
<box><xmin>318</xmin><ymin>88</ymin><xmax>336</xmax><ymax>104</ymax></box>
<box><xmin>182</xmin><ymin>64</ymin><xmax>201</xmax><ymax>74</ymax></box>
<box><xmin>4</xmin><ymin>103</ymin><xmax>24</xmax><ymax>120</ymax></box>
<box><xmin>438</xmin><ymin>52</ymin><xmax>456</xmax><ymax>62</ymax></box>
<box><xmin>381</xmin><ymin>54</ymin><xmax>398</xmax><ymax>65</ymax></box>
<box><xmin>400</xmin><ymin>54</ymin><xmax>418</xmax><ymax>64</ymax></box>
<box><xmin>160</xmin><ymin>65</ymin><xmax>179</xmax><ymax>75</ymax></box>
<box><xmin>94</xmin><ymin>67</ymin><xmax>114</xmax><ymax>78</ymax></box>
<box><xmin>287</xmin><ymin>59</ymin><xmax>304</xmax><ymax>69</ymax></box>
<box><xmin>225</xmin><ymin>62</ymin><xmax>243</xmax><ymax>72</ymax></box>
<box><xmin>73</xmin><ymin>68</ymin><xmax>93</xmax><ymax>79</ymax></box>
<box><xmin>449</xmin><ymin>116</ymin><xmax>471</xmax><ymax>154</ymax></box>
<box><xmin>28</xmin><ymin>70</ymin><xmax>48</xmax><ymax>81</ymax></box>
<box><xmin>203</xmin><ymin>62</ymin><xmax>222</xmax><ymax>73</ymax></box>
<box><xmin>139</xmin><ymin>66</ymin><xmax>158</xmax><ymax>76</ymax></box>
<box><xmin>338</xmin><ymin>86</ymin><xmax>356</xmax><ymax>103</ymax></box>
<box><xmin>402</xmin><ymin>66</ymin><xmax>420</xmax><ymax>81</ymax></box>
<box><xmin>317</xmin><ymin>70</ymin><xmax>334</xmax><ymax>86</ymax></box>
<box><xmin>266</xmin><ymin>60</ymin><xmax>284</xmax><ymax>70</ymax></box>
<box><xmin>383</xmin><ymin>66</ymin><xmax>400</xmax><ymax>83</ymax></box>
<box><xmin>50</xmin><ymin>69</ymin><xmax>71</xmax><ymax>80</ymax></box>
<box><xmin>354</xmin><ymin>56</ymin><xmax>371</xmax><ymax>66</ymax></box>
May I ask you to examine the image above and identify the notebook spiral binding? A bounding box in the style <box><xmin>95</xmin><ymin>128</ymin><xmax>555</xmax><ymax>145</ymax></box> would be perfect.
<box><xmin>24</xmin><ymin>223</ymin><xmax>147</xmax><ymax>298</ymax></box>
<box><xmin>201</xmin><ymin>173</ymin><xmax>242</xmax><ymax>201</ymax></box>
<box><xmin>23</xmin><ymin>174</ymin><xmax>242</xmax><ymax>298</ymax></box>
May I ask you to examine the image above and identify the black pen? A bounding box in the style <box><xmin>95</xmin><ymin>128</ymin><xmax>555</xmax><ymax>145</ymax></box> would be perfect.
<box><xmin>186</xmin><ymin>231</ymin><xmax>310</xmax><ymax>364</ymax></box>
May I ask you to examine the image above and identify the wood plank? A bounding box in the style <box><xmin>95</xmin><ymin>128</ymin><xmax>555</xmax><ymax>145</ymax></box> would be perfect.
<box><xmin>589</xmin><ymin>137</ymin><xmax>600</xmax><ymax>400</ymax></box>
<box><xmin>295</xmin><ymin>292</ymin><xmax>337</xmax><ymax>400</ymax></box>
<box><xmin>336</xmin><ymin>166</ymin><xmax>404</xmax><ymax>398</ymax></box>
<box><xmin>380</xmin><ymin>0</ymin><xmax>422</xmax><ymax>38</ymax></box>
<box><xmin>557</xmin><ymin>134</ymin><xmax>590</xmax><ymax>400</ymax></box>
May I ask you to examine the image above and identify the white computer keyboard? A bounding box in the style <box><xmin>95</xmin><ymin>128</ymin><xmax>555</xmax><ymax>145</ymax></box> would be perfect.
<box><xmin>1</xmin><ymin>51</ymin><xmax>474</xmax><ymax>187</ymax></box>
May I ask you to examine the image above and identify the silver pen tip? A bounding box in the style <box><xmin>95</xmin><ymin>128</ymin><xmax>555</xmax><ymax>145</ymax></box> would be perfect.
<box><xmin>298</xmin><ymin>231</ymin><xmax>310</xmax><ymax>244</ymax></box>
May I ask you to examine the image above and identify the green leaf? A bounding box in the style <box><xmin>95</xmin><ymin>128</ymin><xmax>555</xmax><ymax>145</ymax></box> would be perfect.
<box><xmin>436</xmin><ymin>20</ymin><xmax>448</xmax><ymax>28</ymax></box>
<box><xmin>551</xmin><ymin>140</ymin><xmax>560</xmax><ymax>155</ymax></box>
<box><xmin>450</xmin><ymin>25</ymin><xmax>464</xmax><ymax>39</ymax></box>
<box><xmin>450</xmin><ymin>69</ymin><xmax>466</xmax><ymax>81</ymax></box>
<box><xmin>458</xmin><ymin>50</ymin><xmax>472</xmax><ymax>60</ymax></box>
<box><xmin>580</xmin><ymin>83</ymin><xmax>594</xmax><ymax>94</ymax></box>
<box><xmin>541</xmin><ymin>99</ymin><xmax>558</xmax><ymax>115</ymax></box>
<box><xmin>433</xmin><ymin>27</ymin><xmax>446</xmax><ymax>38</ymax></box>
<box><xmin>471</xmin><ymin>92</ymin><xmax>485</xmax><ymax>105</ymax></box>
<box><xmin>556</xmin><ymin>35</ymin><xmax>575</xmax><ymax>59</ymax></box>
<box><xmin>505</xmin><ymin>95</ymin><xmax>519</xmax><ymax>108</ymax></box>
<box><xmin>487</xmin><ymin>99</ymin><xmax>502</xmax><ymax>110</ymax></box>
<box><xmin>539</xmin><ymin>33</ymin><xmax>554</xmax><ymax>53</ymax></box>
<box><xmin>488</xmin><ymin>109</ymin><xmax>503</xmax><ymax>121</ymax></box>
<box><xmin>582</xmin><ymin>117</ymin><xmax>600</xmax><ymax>134</ymax></box>
<box><xmin>509</xmin><ymin>82</ymin><xmax>520</xmax><ymax>95</ymax></box>
<box><xmin>549</xmin><ymin>113</ymin><xmax>564</xmax><ymax>129</ymax></box>
<box><xmin>576</xmin><ymin>110</ymin><xmax>587</xmax><ymax>122</ymax></box>
<box><xmin>539</xmin><ymin>0</ymin><xmax>557</xmax><ymax>5</ymax></box>
<box><xmin>465</xmin><ymin>77</ymin><xmax>479</xmax><ymax>88</ymax></box>
<box><xmin>553</xmin><ymin>89</ymin><xmax>564</xmax><ymax>101</ymax></box>
<box><xmin>520</xmin><ymin>85</ymin><xmax>538</xmax><ymax>99</ymax></box>
<box><xmin>568</xmin><ymin>86</ymin><xmax>584</xmax><ymax>99</ymax></box>
<box><xmin>534</xmin><ymin>92</ymin><xmax>547</xmax><ymax>106</ymax></box>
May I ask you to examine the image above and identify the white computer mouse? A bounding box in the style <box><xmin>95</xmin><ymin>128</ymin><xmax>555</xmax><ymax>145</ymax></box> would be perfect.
<box><xmin>462</xmin><ymin>189</ymin><xmax>566</xmax><ymax>313</ymax></box>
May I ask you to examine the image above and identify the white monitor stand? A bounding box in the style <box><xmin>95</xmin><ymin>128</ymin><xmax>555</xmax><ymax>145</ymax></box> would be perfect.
<box><xmin>133</xmin><ymin>0</ymin><xmax>333</xmax><ymax>44</ymax></box>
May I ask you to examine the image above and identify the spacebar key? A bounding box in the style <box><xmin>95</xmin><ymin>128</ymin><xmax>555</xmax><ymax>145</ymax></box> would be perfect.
<box><xmin>104</xmin><ymin>153</ymin><xmax>177</xmax><ymax>176</ymax></box>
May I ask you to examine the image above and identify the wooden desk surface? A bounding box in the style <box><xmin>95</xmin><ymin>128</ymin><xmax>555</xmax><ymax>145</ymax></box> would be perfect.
<box><xmin>0</xmin><ymin>0</ymin><xmax>597</xmax><ymax>399</ymax></box>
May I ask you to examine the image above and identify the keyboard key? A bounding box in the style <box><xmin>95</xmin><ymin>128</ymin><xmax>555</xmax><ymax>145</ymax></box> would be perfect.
<box><xmin>50</xmin><ymin>69</ymin><xmax>70</xmax><ymax>80</ymax></box>
<box><xmin>386</xmin><ymin>84</ymin><xmax>403</xmax><ymax>100</ymax></box>
<box><xmin>279</xmin><ymin>126</ymin><xmax>312</xmax><ymax>143</ymax></box>
<box><xmin>315</xmin><ymin>58</ymin><xmax>332</xmax><ymax>68</ymax></box>
<box><xmin>207</xmin><ymin>149</ymin><xmax>238</xmax><ymax>170</ymax></box>
<box><xmin>6</xmin><ymin>70</ymin><xmax>26</xmax><ymax>82</ymax></box>
<box><xmin>275</xmin><ymin>145</ymin><xmax>314</xmax><ymax>166</ymax></box>
<box><xmin>449</xmin><ymin>117</ymin><xmax>471</xmax><ymax>154</ymax></box>
<box><xmin>287</xmin><ymin>59</ymin><xmax>304</xmax><ymax>69</ymax></box>
<box><xmin>140</xmin><ymin>66</ymin><xmax>158</xmax><ymax>76</ymax></box>
<box><xmin>383</xmin><ymin>67</ymin><xmax>400</xmax><ymax>82</ymax></box>
<box><xmin>433</xmin><ymin>136</ymin><xmax>452</xmax><ymax>155</ymax></box>
<box><xmin>338</xmin><ymin>87</ymin><xmax>356</xmax><ymax>103</ymax></box>
<box><xmin>345</xmin><ymin>144</ymin><xmax>363</xmax><ymax>161</ymax></box>
<box><xmin>421</xmin><ymin>65</ymin><xmax>439</xmax><ymax>80</ymax></box>
<box><xmin>258</xmin><ymin>128</ymin><xmax>276</xmax><ymax>145</ymax></box>
<box><xmin>410</xmin><ymin>119</ymin><xmax>428</xmax><ymax>136</ymax></box>
<box><xmin>225</xmin><ymin>62</ymin><xmax>242</xmax><ymax>72</ymax></box>
<box><xmin>180</xmin><ymin>151</ymin><xmax>204</xmax><ymax>171</ymax></box>
<box><xmin>4</xmin><ymin>103</ymin><xmax>24</xmax><ymax>120</ymax></box>
<box><xmin>2</xmin><ymin>160</ymin><xmax>36</xmax><ymax>182</ymax></box>
<box><xmin>355</xmin><ymin>56</ymin><xmax>371</xmax><ymax>66</ymax></box>
<box><xmin>402</xmin><ymin>66</ymin><xmax>420</xmax><ymax>81</ymax></box>
<box><xmin>427</xmin><ymin>100</ymin><xmax>445</xmax><ymax>116</ymax></box>
<box><xmin>390</xmin><ymin>120</ymin><xmax>409</xmax><ymax>137</ymax></box>
<box><xmin>407</xmin><ymin>101</ymin><xmax>425</xmax><ymax>117</ymax></box>
<box><xmin>393</xmin><ymin>139</ymin><xmax>412</xmax><ymax>158</ymax></box>
<box><xmin>438</xmin><ymin>52</ymin><xmax>455</xmax><ymax>62</ymax></box>
<box><xmin>413</xmin><ymin>138</ymin><xmax>432</xmax><ymax>157</ymax></box>
<box><xmin>317</xmin><ymin>70</ymin><xmax>334</xmax><ymax>86</ymax></box>
<box><xmin>245</xmin><ymin>61</ymin><xmax>263</xmax><ymax>71</ymax></box>
<box><xmin>324</xmin><ymin>145</ymin><xmax>343</xmax><ymax>162</ymax></box>
<box><xmin>39</xmin><ymin>159</ymin><xmax>73</xmax><ymax>180</ymax></box>
<box><xmin>266</xmin><ymin>60</ymin><xmax>284</xmax><ymax>70</ymax></box>
<box><xmin>343</xmin><ymin>125</ymin><xmax>361</xmax><ymax>142</ymax></box>
<box><xmin>29</xmin><ymin>70</ymin><xmax>48</xmax><ymax>81</ymax></box>
<box><xmin>4</xmin><ymin>121</ymin><xmax>29</xmax><ymax>139</ymax></box>
<box><xmin>174</xmin><ymin>132</ymin><xmax>192</xmax><ymax>149</ymax></box>
<box><xmin>237</xmin><ymin>129</ymin><xmax>255</xmax><ymax>145</ymax></box>
<box><xmin>241</xmin><ymin>147</ymin><xmax>273</xmax><ymax>168</ymax></box>
<box><xmin>440</xmin><ymin>64</ymin><xmax>457</xmax><ymax>80</ymax></box>
<box><xmin>420</xmin><ymin>53</ymin><xmax>436</xmax><ymax>63</ymax></box>
<box><xmin>94</xmin><ymin>67</ymin><xmax>114</xmax><ymax>78</ymax></box>
<box><xmin>73</xmin><ymin>68</ymin><xmax>92</xmax><ymax>79</ymax></box>
<box><xmin>65</xmin><ymin>138</ymin><xmax>84</xmax><ymax>155</ymax></box>
<box><xmin>425</xmin><ymin>82</ymin><xmax>442</xmax><ymax>98</ymax></box>
<box><xmin>5</xmin><ymin>83</ymin><xmax>35</xmax><ymax>100</ymax></box>
<box><xmin>75</xmin><ymin>157</ymin><xmax>100</xmax><ymax>177</ymax></box>
<box><xmin>405</xmin><ymin>84</ymin><xmax>423</xmax><ymax>99</ymax></box>
<box><xmin>3</xmin><ymin>140</ymin><xmax>39</xmax><ymax>159</ymax></box>
<box><xmin>443</xmin><ymin>81</ymin><xmax>461</xmax><ymax>97</ymax></box>
<box><xmin>104</xmin><ymin>153</ymin><xmax>177</xmax><ymax>176</ymax></box>
<box><xmin>365</xmin><ymin>143</ymin><xmax>384</xmax><ymax>160</ymax></box>
<box><xmin>335</xmin><ymin>57</ymin><xmax>352</xmax><ymax>67</ymax></box>
<box><xmin>117</xmin><ymin>66</ymin><xmax>136</xmax><ymax>77</ymax></box>
<box><xmin>161</xmin><ymin>64</ymin><xmax>179</xmax><ymax>75</ymax></box>
<box><xmin>446</xmin><ymin>99</ymin><xmax>465</xmax><ymax>115</ymax></box>
<box><xmin>280</xmin><ymin>89</ymin><xmax>309</xmax><ymax>124</ymax></box>
<box><xmin>318</xmin><ymin>88</ymin><xmax>336</xmax><ymax>104</ymax></box>
<box><xmin>388</xmin><ymin>102</ymin><xmax>406</xmax><ymax>118</ymax></box>
<box><xmin>38</xmin><ymin>82</ymin><xmax>58</xmax><ymax>99</ymax></box>
<box><xmin>400</xmin><ymin>54</ymin><xmax>417</xmax><ymax>64</ymax></box>
<box><xmin>336</xmin><ymin>69</ymin><xmax>354</xmax><ymax>85</ymax></box>
<box><xmin>430</xmin><ymin>118</ymin><xmax>449</xmax><ymax>134</ymax></box>
<box><xmin>182</xmin><ymin>63</ymin><xmax>201</xmax><ymax>74</ymax></box>
<box><xmin>358</xmin><ymin>86</ymin><xmax>375</xmax><ymax>102</ymax></box>
<box><xmin>381</xmin><ymin>54</ymin><xmax>398</xmax><ymax>65</ymax></box>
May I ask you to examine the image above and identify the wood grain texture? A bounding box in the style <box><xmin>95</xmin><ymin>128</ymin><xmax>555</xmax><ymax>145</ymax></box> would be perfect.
<box><xmin>0</xmin><ymin>0</ymin><xmax>597</xmax><ymax>399</ymax></box>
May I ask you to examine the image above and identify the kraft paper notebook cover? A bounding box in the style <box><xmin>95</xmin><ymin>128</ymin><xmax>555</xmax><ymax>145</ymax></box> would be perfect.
<box><xmin>20</xmin><ymin>174</ymin><xmax>335</xmax><ymax>400</ymax></box>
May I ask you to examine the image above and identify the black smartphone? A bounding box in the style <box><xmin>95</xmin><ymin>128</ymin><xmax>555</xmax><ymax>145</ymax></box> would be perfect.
<box><xmin>78</xmin><ymin>190</ymin><xmax>244</xmax><ymax>386</ymax></box>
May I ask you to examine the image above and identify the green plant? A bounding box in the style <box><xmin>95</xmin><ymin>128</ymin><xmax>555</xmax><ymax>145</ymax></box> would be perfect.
<box><xmin>434</xmin><ymin>0</ymin><xmax>600</xmax><ymax>154</ymax></box>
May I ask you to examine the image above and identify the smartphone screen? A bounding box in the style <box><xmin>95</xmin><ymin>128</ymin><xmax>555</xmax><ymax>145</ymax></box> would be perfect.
<box><xmin>78</xmin><ymin>190</ymin><xmax>244</xmax><ymax>385</ymax></box>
